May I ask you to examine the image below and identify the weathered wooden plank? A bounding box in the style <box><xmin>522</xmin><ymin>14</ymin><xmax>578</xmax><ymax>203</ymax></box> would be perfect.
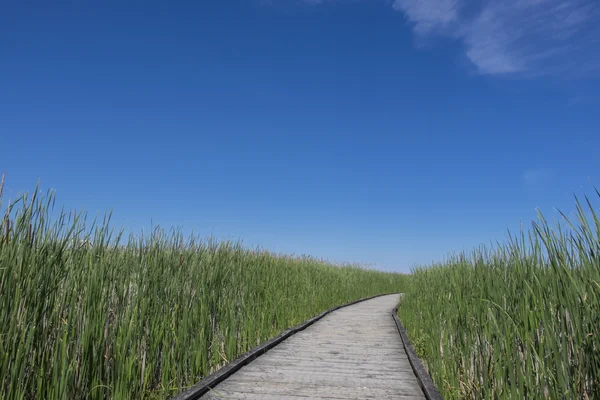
<box><xmin>225</xmin><ymin>371</ymin><xmax>425</xmax><ymax>387</ymax></box>
<box><xmin>248</xmin><ymin>362</ymin><xmax>415</xmax><ymax>373</ymax></box>
<box><xmin>260</xmin><ymin>354</ymin><xmax>410</xmax><ymax>363</ymax></box>
<box><xmin>203</xmin><ymin>380</ymin><xmax>424</xmax><ymax>398</ymax></box>
<box><xmin>263</xmin><ymin>351</ymin><xmax>409</xmax><ymax>361</ymax></box>
<box><xmin>196</xmin><ymin>294</ymin><xmax>427</xmax><ymax>400</ymax></box>
<box><xmin>202</xmin><ymin>391</ymin><xmax>424</xmax><ymax>400</ymax></box>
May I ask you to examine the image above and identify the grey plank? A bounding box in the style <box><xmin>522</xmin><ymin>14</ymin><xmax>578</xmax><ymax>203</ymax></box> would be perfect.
<box><xmin>247</xmin><ymin>363</ymin><xmax>416</xmax><ymax>373</ymax></box>
<box><xmin>203</xmin><ymin>381</ymin><xmax>424</xmax><ymax>398</ymax></box>
<box><xmin>226</xmin><ymin>372</ymin><xmax>425</xmax><ymax>388</ymax></box>
<box><xmin>203</xmin><ymin>391</ymin><xmax>424</xmax><ymax>400</ymax></box>
<box><xmin>199</xmin><ymin>294</ymin><xmax>426</xmax><ymax>400</ymax></box>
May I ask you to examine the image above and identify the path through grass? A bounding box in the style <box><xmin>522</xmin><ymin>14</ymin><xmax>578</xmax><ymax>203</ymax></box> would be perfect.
<box><xmin>0</xmin><ymin>183</ymin><xmax>407</xmax><ymax>399</ymax></box>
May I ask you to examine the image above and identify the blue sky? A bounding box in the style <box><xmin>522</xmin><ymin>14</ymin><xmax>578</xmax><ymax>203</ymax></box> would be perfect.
<box><xmin>1</xmin><ymin>0</ymin><xmax>599</xmax><ymax>272</ymax></box>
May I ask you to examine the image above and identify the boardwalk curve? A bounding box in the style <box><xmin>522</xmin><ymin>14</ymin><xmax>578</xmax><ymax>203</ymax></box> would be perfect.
<box><xmin>189</xmin><ymin>294</ymin><xmax>427</xmax><ymax>400</ymax></box>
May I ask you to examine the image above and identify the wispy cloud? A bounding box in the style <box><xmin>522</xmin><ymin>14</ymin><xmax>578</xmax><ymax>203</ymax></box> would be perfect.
<box><xmin>392</xmin><ymin>0</ymin><xmax>460</xmax><ymax>35</ymax></box>
<box><xmin>522</xmin><ymin>168</ymin><xmax>553</xmax><ymax>187</ymax></box>
<box><xmin>299</xmin><ymin>0</ymin><xmax>600</xmax><ymax>76</ymax></box>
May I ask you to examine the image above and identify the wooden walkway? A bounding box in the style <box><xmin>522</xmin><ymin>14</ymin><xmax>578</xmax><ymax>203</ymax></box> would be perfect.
<box><xmin>200</xmin><ymin>294</ymin><xmax>426</xmax><ymax>400</ymax></box>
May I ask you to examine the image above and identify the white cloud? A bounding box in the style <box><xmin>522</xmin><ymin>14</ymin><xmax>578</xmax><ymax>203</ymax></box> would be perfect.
<box><xmin>392</xmin><ymin>0</ymin><xmax>460</xmax><ymax>34</ymax></box>
<box><xmin>299</xmin><ymin>0</ymin><xmax>600</xmax><ymax>76</ymax></box>
<box><xmin>454</xmin><ymin>0</ymin><xmax>600</xmax><ymax>75</ymax></box>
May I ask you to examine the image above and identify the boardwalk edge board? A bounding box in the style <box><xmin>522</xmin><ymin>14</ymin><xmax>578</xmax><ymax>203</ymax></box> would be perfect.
<box><xmin>171</xmin><ymin>292</ymin><xmax>396</xmax><ymax>400</ymax></box>
<box><xmin>393</xmin><ymin>303</ymin><xmax>444</xmax><ymax>400</ymax></box>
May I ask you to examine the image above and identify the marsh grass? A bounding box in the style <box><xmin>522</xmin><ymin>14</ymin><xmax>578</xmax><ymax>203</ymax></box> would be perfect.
<box><xmin>399</xmin><ymin>191</ymin><xmax>600</xmax><ymax>399</ymax></box>
<box><xmin>0</xmin><ymin>182</ymin><xmax>407</xmax><ymax>399</ymax></box>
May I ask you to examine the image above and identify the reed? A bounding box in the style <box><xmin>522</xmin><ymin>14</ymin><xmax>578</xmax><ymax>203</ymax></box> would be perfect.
<box><xmin>399</xmin><ymin>191</ymin><xmax>600</xmax><ymax>399</ymax></box>
<box><xmin>0</xmin><ymin>183</ymin><xmax>407</xmax><ymax>399</ymax></box>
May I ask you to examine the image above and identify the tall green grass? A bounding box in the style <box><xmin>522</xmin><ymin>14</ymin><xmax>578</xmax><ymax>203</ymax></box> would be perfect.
<box><xmin>0</xmin><ymin>184</ymin><xmax>407</xmax><ymax>399</ymax></box>
<box><xmin>399</xmin><ymin>192</ymin><xmax>600</xmax><ymax>399</ymax></box>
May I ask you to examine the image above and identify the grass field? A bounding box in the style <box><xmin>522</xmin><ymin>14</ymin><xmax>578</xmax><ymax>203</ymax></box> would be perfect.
<box><xmin>399</xmin><ymin>192</ymin><xmax>600</xmax><ymax>399</ymax></box>
<box><xmin>0</xmin><ymin>184</ymin><xmax>408</xmax><ymax>399</ymax></box>
<box><xmin>7</xmin><ymin>178</ymin><xmax>598</xmax><ymax>400</ymax></box>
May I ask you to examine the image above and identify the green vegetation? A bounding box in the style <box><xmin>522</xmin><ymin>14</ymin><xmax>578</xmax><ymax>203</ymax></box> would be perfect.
<box><xmin>0</xmin><ymin>184</ymin><xmax>407</xmax><ymax>399</ymax></box>
<box><xmin>399</xmin><ymin>191</ymin><xmax>600</xmax><ymax>399</ymax></box>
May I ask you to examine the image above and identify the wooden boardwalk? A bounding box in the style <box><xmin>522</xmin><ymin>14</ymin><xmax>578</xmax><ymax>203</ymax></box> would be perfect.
<box><xmin>200</xmin><ymin>294</ymin><xmax>426</xmax><ymax>400</ymax></box>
